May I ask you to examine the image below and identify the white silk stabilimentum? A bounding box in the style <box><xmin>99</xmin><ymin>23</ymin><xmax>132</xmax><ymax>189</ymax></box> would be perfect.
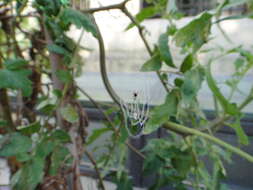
<box><xmin>120</xmin><ymin>83</ymin><xmax>150</xmax><ymax>138</ymax></box>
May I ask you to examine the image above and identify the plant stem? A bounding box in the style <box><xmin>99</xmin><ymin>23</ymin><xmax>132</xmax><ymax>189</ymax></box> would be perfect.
<box><xmin>92</xmin><ymin>15</ymin><xmax>122</xmax><ymax>106</ymax></box>
<box><xmin>164</xmin><ymin>122</ymin><xmax>253</xmax><ymax>163</ymax></box>
<box><xmin>77</xmin><ymin>86</ymin><xmax>146</xmax><ymax>159</ymax></box>
<box><xmin>122</xmin><ymin>7</ymin><xmax>170</xmax><ymax>93</ymax></box>
<box><xmin>81</xmin><ymin>0</ymin><xmax>131</xmax><ymax>14</ymax></box>
<box><xmin>84</xmin><ymin>149</ymin><xmax>106</xmax><ymax>190</ymax></box>
<box><xmin>208</xmin><ymin>86</ymin><xmax>253</xmax><ymax>132</ymax></box>
<box><xmin>0</xmin><ymin>57</ymin><xmax>15</xmax><ymax>131</ymax></box>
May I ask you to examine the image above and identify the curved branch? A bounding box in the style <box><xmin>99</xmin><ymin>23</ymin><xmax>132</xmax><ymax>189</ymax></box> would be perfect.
<box><xmin>84</xmin><ymin>149</ymin><xmax>106</xmax><ymax>190</ymax></box>
<box><xmin>122</xmin><ymin>7</ymin><xmax>170</xmax><ymax>93</ymax></box>
<box><xmin>92</xmin><ymin>16</ymin><xmax>122</xmax><ymax>106</ymax></box>
<box><xmin>164</xmin><ymin>121</ymin><xmax>253</xmax><ymax>163</ymax></box>
<box><xmin>81</xmin><ymin>0</ymin><xmax>131</xmax><ymax>14</ymax></box>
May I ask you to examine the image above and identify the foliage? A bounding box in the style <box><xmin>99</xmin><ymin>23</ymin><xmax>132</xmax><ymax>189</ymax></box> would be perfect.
<box><xmin>0</xmin><ymin>59</ymin><xmax>32</xmax><ymax>96</ymax></box>
<box><xmin>0</xmin><ymin>0</ymin><xmax>253</xmax><ymax>190</ymax></box>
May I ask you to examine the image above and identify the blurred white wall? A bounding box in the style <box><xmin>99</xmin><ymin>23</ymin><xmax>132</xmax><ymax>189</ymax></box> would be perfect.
<box><xmin>72</xmin><ymin>1</ymin><xmax>253</xmax><ymax>112</ymax></box>
<box><xmin>67</xmin><ymin>0</ymin><xmax>253</xmax><ymax>74</ymax></box>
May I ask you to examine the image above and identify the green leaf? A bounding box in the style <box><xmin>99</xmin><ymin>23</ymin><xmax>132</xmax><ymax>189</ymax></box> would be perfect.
<box><xmin>140</xmin><ymin>53</ymin><xmax>161</xmax><ymax>72</ymax></box>
<box><xmin>113</xmin><ymin>172</ymin><xmax>133</xmax><ymax>190</ymax></box>
<box><xmin>4</xmin><ymin>58</ymin><xmax>28</xmax><ymax>70</ymax></box>
<box><xmin>87</xmin><ymin>127</ymin><xmax>111</xmax><ymax>145</ymax></box>
<box><xmin>180</xmin><ymin>54</ymin><xmax>194</xmax><ymax>73</ymax></box>
<box><xmin>34</xmin><ymin>140</ymin><xmax>56</xmax><ymax>159</ymax></box>
<box><xmin>119</xmin><ymin>123</ymin><xmax>129</xmax><ymax>143</ymax></box>
<box><xmin>181</xmin><ymin>66</ymin><xmax>205</xmax><ymax>104</ymax></box>
<box><xmin>233</xmin><ymin>57</ymin><xmax>245</xmax><ymax>70</ymax></box>
<box><xmin>11</xmin><ymin>157</ymin><xmax>45</xmax><ymax>190</ymax></box>
<box><xmin>158</xmin><ymin>33</ymin><xmax>175</xmax><ymax>67</ymax></box>
<box><xmin>0</xmin><ymin>68</ymin><xmax>32</xmax><ymax>97</ymax></box>
<box><xmin>144</xmin><ymin>90</ymin><xmax>178</xmax><ymax>134</ymax></box>
<box><xmin>61</xmin><ymin>8</ymin><xmax>97</xmax><ymax>38</ymax></box>
<box><xmin>50</xmin><ymin>129</ymin><xmax>71</xmax><ymax>143</ymax></box>
<box><xmin>17</xmin><ymin>121</ymin><xmax>41</xmax><ymax>135</ymax></box>
<box><xmin>47</xmin><ymin>44</ymin><xmax>69</xmax><ymax>55</ymax></box>
<box><xmin>56</xmin><ymin>70</ymin><xmax>72</xmax><ymax>83</ymax></box>
<box><xmin>172</xmin><ymin>150</ymin><xmax>195</xmax><ymax>177</ymax></box>
<box><xmin>174</xmin><ymin>12</ymin><xmax>212</xmax><ymax>52</ymax></box>
<box><xmin>228</xmin><ymin>117</ymin><xmax>249</xmax><ymax>145</ymax></box>
<box><xmin>35</xmin><ymin>0</ymin><xmax>61</xmax><ymax>16</ymax></box>
<box><xmin>174</xmin><ymin>78</ymin><xmax>184</xmax><ymax>87</ymax></box>
<box><xmin>16</xmin><ymin>152</ymin><xmax>31</xmax><ymax>162</ymax></box>
<box><xmin>60</xmin><ymin>0</ymin><xmax>69</xmax><ymax>5</ymax></box>
<box><xmin>60</xmin><ymin>105</ymin><xmax>79</xmax><ymax>123</ymax></box>
<box><xmin>49</xmin><ymin>146</ymin><xmax>70</xmax><ymax>176</ymax></box>
<box><xmin>0</xmin><ymin>133</ymin><xmax>32</xmax><ymax>157</ymax></box>
<box><xmin>206</xmin><ymin>62</ymin><xmax>239</xmax><ymax>115</ymax></box>
<box><xmin>211</xmin><ymin>144</ymin><xmax>232</xmax><ymax>163</ymax></box>
<box><xmin>0</xmin><ymin>120</ymin><xmax>7</xmax><ymax>127</ymax></box>
<box><xmin>229</xmin><ymin>47</ymin><xmax>253</xmax><ymax>65</ymax></box>
<box><xmin>126</xmin><ymin>6</ymin><xmax>157</xmax><ymax>30</ymax></box>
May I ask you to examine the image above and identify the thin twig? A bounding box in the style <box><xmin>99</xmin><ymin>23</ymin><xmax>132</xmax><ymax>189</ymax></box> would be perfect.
<box><xmin>81</xmin><ymin>0</ymin><xmax>131</xmax><ymax>14</ymax></box>
<box><xmin>84</xmin><ymin>149</ymin><xmax>106</xmax><ymax>190</ymax></box>
<box><xmin>77</xmin><ymin>86</ymin><xmax>146</xmax><ymax>159</ymax></box>
<box><xmin>0</xmin><ymin>12</ymin><xmax>38</xmax><ymax>20</ymax></box>
<box><xmin>204</xmin><ymin>86</ymin><xmax>253</xmax><ymax>132</ymax></box>
<box><xmin>122</xmin><ymin>7</ymin><xmax>170</xmax><ymax>93</ymax></box>
<box><xmin>125</xmin><ymin>141</ymin><xmax>145</xmax><ymax>159</ymax></box>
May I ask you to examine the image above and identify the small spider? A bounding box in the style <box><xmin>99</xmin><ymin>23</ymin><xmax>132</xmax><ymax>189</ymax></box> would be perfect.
<box><xmin>133</xmin><ymin>91</ymin><xmax>138</xmax><ymax>99</ymax></box>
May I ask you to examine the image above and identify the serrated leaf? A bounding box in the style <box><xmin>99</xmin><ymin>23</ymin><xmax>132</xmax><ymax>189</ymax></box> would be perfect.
<box><xmin>17</xmin><ymin>121</ymin><xmax>41</xmax><ymax>135</ymax></box>
<box><xmin>0</xmin><ymin>133</ymin><xmax>32</xmax><ymax>157</ymax></box>
<box><xmin>47</xmin><ymin>44</ymin><xmax>70</xmax><ymax>55</ymax></box>
<box><xmin>228</xmin><ymin>117</ymin><xmax>249</xmax><ymax>145</ymax></box>
<box><xmin>60</xmin><ymin>0</ymin><xmax>69</xmax><ymax>5</ymax></box>
<box><xmin>181</xmin><ymin>66</ymin><xmax>205</xmax><ymax>104</ymax></box>
<box><xmin>174</xmin><ymin>12</ymin><xmax>212</xmax><ymax>52</ymax></box>
<box><xmin>144</xmin><ymin>90</ymin><xmax>178</xmax><ymax>134</ymax></box>
<box><xmin>60</xmin><ymin>104</ymin><xmax>79</xmax><ymax>123</ymax></box>
<box><xmin>87</xmin><ymin>127</ymin><xmax>111</xmax><ymax>145</ymax></box>
<box><xmin>35</xmin><ymin>140</ymin><xmax>56</xmax><ymax>159</ymax></box>
<box><xmin>158</xmin><ymin>33</ymin><xmax>175</xmax><ymax>67</ymax></box>
<box><xmin>49</xmin><ymin>146</ymin><xmax>70</xmax><ymax>176</ymax></box>
<box><xmin>0</xmin><ymin>69</ymin><xmax>32</xmax><ymax>96</ymax></box>
<box><xmin>61</xmin><ymin>8</ymin><xmax>97</xmax><ymax>38</ymax></box>
<box><xmin>140</xmin><ymin>53</ymin><xmax>161</xmax><ymax>72</ymax></box>
<box><xmin>36</xmin><ymin>0</ymin><xmax>61</xmax><ymax>16</ymax></box>
<box><xmin>11</xmin><ymin>157</ymin><xmax>45</xmax><ymax>190</ymax></box>
<box><xmin>16</xmin><ymin>152</ymin><xmax>31</xmax><ymax>162</ymax></box>
<box><xmin>50</xmin><ymin>129</ymin><xmax>71</xmax><ymax>143</ymax></box>
<box><xmin>172</xmin><ymin>150</ymin><xmax>195</xmax><ymax>177</ymax></box>
<box><xmin>4</xmin><ymin>58</ymin><xmax>28</xmax><ymax>70</ymax></box>
<box><xmin>206</xmin><ymin>62</ymin><xmax>239</xmax><ymax>115</ymax></box>
<box><xmin>126</xmin><ymin>6</ymin><xmax>157</xmax><ymax>30</ymax></box>
<box><xmin>56</xmin><ymin>70</ymin><xmax>72</xmax><ymax>83</ymax></box>
<box><xmin>180</xmin><ymin>54</ymin><xmax>193</xmax><ymax>73</ymax></box>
